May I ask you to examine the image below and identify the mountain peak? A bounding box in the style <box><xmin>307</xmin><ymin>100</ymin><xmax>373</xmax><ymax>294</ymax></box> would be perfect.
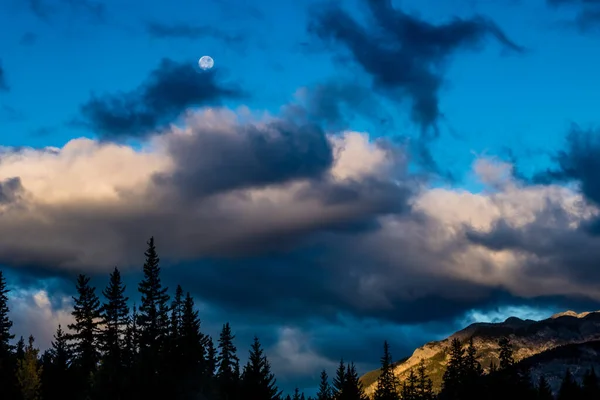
<box><xmin>550</xmin><ymin>310</ymin><xmax>591</xmax><ymax>319</ymax></box>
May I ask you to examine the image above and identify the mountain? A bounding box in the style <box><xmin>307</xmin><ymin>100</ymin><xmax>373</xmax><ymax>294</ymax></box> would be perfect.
<box><xmin>360</xmin><ymin>310</ymin><xmax>600</xmax><ymax>397</ymax></box>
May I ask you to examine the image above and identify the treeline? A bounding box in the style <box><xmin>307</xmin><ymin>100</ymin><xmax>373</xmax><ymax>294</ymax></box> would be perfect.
<box><xmin>373</xmin><ymin>336</ymin><xmax>600</xmax><ymax>400</ymax></box>
<box><xmin>0</xmin><ymin>237</ymin><xmax>598</xmax><ymax>400</ymax></box>
<box><xmin>0</xmin><ymin>237</ymin><xmax>372</xmax><ymax>400</ymax></box>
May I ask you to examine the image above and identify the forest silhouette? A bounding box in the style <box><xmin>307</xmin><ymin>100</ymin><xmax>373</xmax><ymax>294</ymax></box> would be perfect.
<box><xmin>0</xmin><ymin>237</ymin><xmax>598</xmax><ymax>400</ymax></box>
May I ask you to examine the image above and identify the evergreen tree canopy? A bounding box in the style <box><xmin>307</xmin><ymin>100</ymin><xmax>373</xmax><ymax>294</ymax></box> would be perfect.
<box><xmin>582</xmin><ymin>367</ymin><xmax>600</xmax><ymax>400</ymax></box>
<box><xmin>333</xmin><ymin>359</ymin><xmax>346</xmax><ymax>399</ymax></box>
<box><xmin>68</xmin><ymin>274</ymin><xmax>101</xmax><ymax>377</ymax></box>
<box><xmin>498</xmin><ymin>337</ymin><xmax>514</xmax><ymax>371</ymax></box>
<box><xmin>536</xmin><ymin>375</ymin><xmax>553</xmax><ymax>400</ymax></box>
<box><xmin>99</xmin><ymin>267</ymin><xmax>129</xmax><ymax>358</ymax></box>
<box><xmin>0</xmin><ymin>270</ymin><xmax>14</xmax><ymax>356</ymax></box>
<box><xmin>241</xmin><ymin>336</ymin><xmax>280</xmax><ymax>400</ymax></box>
<box><xmin>216</xmin><ymin>322</ymin><xmax>240</xmax><ymax>400</ymax></box>
<box><xmin>16</xmin><ymin>335</ymin><xmax>42</xmax><ymax>400</ymax></box>
<box><xmin>415</xmin><ymin>359</ymin><xmax>434</xmax><ymax>400</ymax></box>
<box><xmin>373</xmin><ymin>341</ymin><xmax>399</xmax><ymax>400</ymax></box>
<box><xmin>440</xmin><ymin>338</ymin><xmax>464</xmax><ymax>400</ymax></box>
<box><xmin>558</xmin><ymin>368</ymin><xmax>581</xmax><ymax>400</ymax></box>
<box><xmin>317</xmin><ymin>369</ymin><xmax>332</xmax><ymax>400</ymax></box>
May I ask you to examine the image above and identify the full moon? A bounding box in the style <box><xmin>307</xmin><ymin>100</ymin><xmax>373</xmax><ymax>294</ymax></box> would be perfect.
<box><xmin>198</xmin><ymin>56</ymin><xmax>214</xmax><ymax>70</ymax></box>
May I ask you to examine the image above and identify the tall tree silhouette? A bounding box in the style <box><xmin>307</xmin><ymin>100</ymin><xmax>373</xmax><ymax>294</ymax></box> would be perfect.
<box><xmin>401</xmin><ymin>369</ymin><xmax>418</xmax><ymax>400</ymax></box>
<box><xmin>68</xmin><ymin>274</ymin><xmax>101</xmax><ymax>399</ymax></box>
<box><xmin>461</xmin><ymin>337</ymin><xmax>482</xmax><ymax>400</ymax></box>
<box><xmin>343</xmin><ymin>362</ymin><xmax>368</xmax><ymax>400</ymax></box>
<box><xmin>0</xmin><ymin>270</ymin><xmax>17</xmax><ymax>398</ymax></box>
<box><xmin>179</xmin><ymin>291</ymin><xmax>207</xmax><ymax>398</ymax></box>
<box><xmin>440</xmin><ymin>338</ymin><xmax>464</xmax><ymax>400</ymax></box>
<box><xmin>137</xmin><ymin>237</ymin><xmax>170</xmax><ymax>397</ymax></box>
<box><xmin>498</xmin><ymin>337</ymin><xmax>514</xmax><ymax>371</ymax></box>
<box><xmin>374</xmin><ymin>341</ymin><xmax>399</xmax><ymax>400</ymax></box>
<box><xmin>317</xmin><ymin>369</ymin><xmax>332</xmax><ymax>400</ymax></box>
<box><xmin>16</xmin><ymin>335</ymin><xmax>42</xmax><ymax>400</ymax></box>
<box><xmin>415</xmin><ymin>359</ymin><xmax>434</xmax><ymax>400</ymax></box>
<box><xmin>42</xmin><ymin>325</ymin><xmax>74</xmax><ymax>400</ymax></box>
<box><xmin>333</xmin><ymin>359</ymin><xmax>346</xmax><ymax>400</ymax></box>
<box><xmin>216</xmin><ymin>322</ymin><xmax>240</xmax><ymax>400</ymax></box>
<box><xmin>241</xmin><ymin>336</ymin><xmax>280</xmax><ymax>400</ymax></box>
<box><xmin>97</xmin><ymin>267</ymin><xmax>129</xmax><ymax>399</ymax></box>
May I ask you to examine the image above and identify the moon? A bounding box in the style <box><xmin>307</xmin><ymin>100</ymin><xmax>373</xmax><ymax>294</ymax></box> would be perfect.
<box><xmin>198</xmin><ymin>56</ymin><xmax>214</xmax><ymax>70</ymax></box>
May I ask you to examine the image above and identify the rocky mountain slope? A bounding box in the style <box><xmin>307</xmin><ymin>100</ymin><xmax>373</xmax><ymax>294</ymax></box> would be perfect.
<box><xmin>360</xmin><ymin>310</ymin><xmax>600</xmax><ymax>396</ymax></box>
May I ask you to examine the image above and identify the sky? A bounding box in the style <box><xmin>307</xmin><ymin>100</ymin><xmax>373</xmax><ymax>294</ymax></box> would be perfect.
<box><xmin>2</xmin><ymin>0</ymin><xmax>600</xmax><ymax>394</ymax></box>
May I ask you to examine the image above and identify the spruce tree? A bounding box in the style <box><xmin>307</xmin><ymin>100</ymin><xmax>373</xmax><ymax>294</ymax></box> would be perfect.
<box><xmin>179</xmin><ymin>292</ymin><xmax>207</xmax><ymax>398</ymax></box>
<box><xmin>317</xmin><ymin>369</ymin><xmax>332</xmax><ymax>400</ymax></box>
<box><xmin>205</xmin><ymin>335</ymin><xmax>217</xmax><ymax>378</ymax></box>
<box><xmin>16</xmin><ymin>335</ymin><xmax>25</xmax><ymax>359</ymax></box>
<box><xmin>374</xmin><ymin>341</ymin><xmax>399</xmax><ymax>400</ymax></box>
<box><xmin>401</xmin><ymin>369</ymin><xmax>418</xmax><ymax>400</ymax></box>
<box><xmin>241</xmin><ymin>336</ymin><xmax>280</xmax><ymax>400</ymax></box>
<box><xmin>498</xmin><ymin>337</ymin><xmax>514</xmax><ymax>371</ymax></box>
<box><xmin>97</xmin><ymin>267</ymin><xmax>129</xmax><ymax>399</ymax></box>
<box><xmin>461</xmin><ymin>338</ymin><xmax>482</xmax><ymax>400</ymax></box>
<box><xmin>16</xmin><ymin>335</ymin><xmax>42</xmax><ymax>400</ymax></box>
<box><xmin>415</xmin><ymin>359</ymin><xmax>434</xmax><ymax>400</ymax></box>
<box><xmin>0</xmin><ymin>270</ymin><xmax>17</xmax><ymax>398</ymax></box>
<box><xmin>333</xmin><ymin>359</ymin><xmax>346</xmax><ymax>399</ymax></box>
<box><xmin>44</xmin><ymin>325</ymin><xmax>74</xmax><ymax>400</ymax></box>
<box><xmin>558</xmin><ymin>368</ymin><xmax>581</xmax><ymax>400</ymax></box>
<box><xmin>343</xmin><ymin>362</ymin><xmax>369</xmax><ymax>400</ymax></box>
<box><xmin>293</xmin><ymin>388</ymin><xmax>302</xmax><ymax>400</ymax></box>
<box><xmin>137</xmin><ymin>237</ymin><xmax>170</xmax><ymax>397</ymax></box>
<box><xmin>68</xmin><ymin>273</ymin><xmax>101</xmax><ymax>398</ymax></box>
<box><xmin>216</xmin><ymin>322</ymin><xmax>240</xmax><ymax>400</ymax></box>
<box><xmin>440</xmin><ymin>338</ymin><xmax>464</xmax><ymax>400</ymax></box>
<box><xmin>536</xmin><ymin>375</ymin><xmax>553</xmax><ymax>400</ymax></box>
<box><xmin>582</xmin><ymin>367</ymin><xmax>600</xmax><ymax>400</ymax></box>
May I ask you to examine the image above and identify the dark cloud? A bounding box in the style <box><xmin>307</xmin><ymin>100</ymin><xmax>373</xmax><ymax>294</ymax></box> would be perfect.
<box><xmin>145</xmin><ymin>22</ymin><xmax>246</xmax><ymax>46</ymax></box>
<box><xmin>547</xmin><ymin>0</ymin><xmax>600</xmax><ymax>32</ymax></box>
<box><xmin>308</xmin><ymin>0</ymin><xmax>523</xmax><ymax>174</ymax></box>
<box><xmin>76</xmin><ymin>58</ymin><xmax>243</xmax><ymax>139</ymax></box>
<box><xmin>0</xmin><ymin>178</ymin><xmax>23</xmax><ymax>204</ymax></box>
<box><xmin>0</xmin><ymin>61</ymin><xmax>9</xmax><ymax>92</ymax></box>
<box><xmin>153</xmin><ymin>120</ymin><xmax>334</xmax><ymax>198</ymax></box>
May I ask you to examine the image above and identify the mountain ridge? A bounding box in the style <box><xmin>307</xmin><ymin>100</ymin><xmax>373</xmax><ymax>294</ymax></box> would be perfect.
<box><xmin>360</xmin><ymin>310</ymin><xmax>600</xmax><ymax>396</ymax></box>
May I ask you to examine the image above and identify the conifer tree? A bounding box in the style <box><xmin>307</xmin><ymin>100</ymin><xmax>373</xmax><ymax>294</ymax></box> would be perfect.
<box><xmin>137</xmin><ymin>237</ymin><xmax>170</xmax><ymax>397</ymax></box>
<box><xmin>42</xmin><ymin>325</ymin><xmax>75</xmax><ymax>400</ymax></box>
<box><xmin>415</xmin><ymin>359</ymin><xmax>434</xmax><ymax>400</ymax></box>
<box><xmin>317</xmin><ymin>369</ymin><xmax>332</xmax><ymax>400</ymax></box>
<box><xmin>440</xmin><ymin>338</ymin><xmax>464</xmax><ymax>400</ymax></box>
<box><xmin>401</xmin><ymin>369</ymin><xmax>418</xmax><ymax>400</ymax></box>
<box><xmin>374</xmin><ymin>341</ymin><xmax>399</xmax><ymax>400</ymax></box>
<box><xmin>582</xmin><ymin>367</ymin><xmax>600</xmax><ymax>400</ymax></box>
<box><xmin>343</xmin><ymin>362</ymin><xmax>369</xmax><ymax>400</ymax></box>
<box><xmin>178</xmin><ymin>292</ymin><xmax>208</xmax><ymax>397</ymax></box>
<box><xmin>536</xmin><ymin>375</ymin><xmax>553</xmax><ymax>400</ymax></box>
<box><xmin>16</xmin><ymin>335</ymin><xmax>42</xmax><ymax>400</ymax></box>
<box><xmin>0</xmin><ymin>270</ymin><xmax>17</xmax><ymax>398</ymax></box>
<box><xmin>16</xmin><ymin>335</ymin><xmax>25</xmax><ymax>359</ymax></box>
<box><xmin>558</xmin><ymin>368</ymin><xmax>581</xmax><ymax>400</ymax></box>
<box><xmin>333</xmin><ymin>359</ymin><xmax>346</xmax><ymax>400</ymax></box>
<box><xmin>293</xmin><ymin>388</ymin><xmax>302</xmax><ymax>400</ymax></box>
<box><xmin>205</xmin><ymin>335</ymin><xmax>217</xmax><ymax>378</ymax></box>
<box><xmin>68</xmin><ymin>273</ymin><xmax>101</xmax><ymax>398</ymax></box>
<box><xmin>498</xmin><ymin>337</ymin><xmax>514</xmax><ymax>371</ymax></box>
<box><xmin>97</xmin><ymin>267</ymin><xmax>129</xmax><ymax>399</ymax></box>
<box><xmin>216</xmin><ymin>322</ymin><xmax>240</xmax><ymax>400</ymax></box>
<box><xmin>461</xmin><ymin>338</ymin><xmax>482</xmax><ymax>400</ymax></box>
<box><xmin>241</xmin><ymin>336</ymin><xmax>280</xmax><ymax>400</ymax></box>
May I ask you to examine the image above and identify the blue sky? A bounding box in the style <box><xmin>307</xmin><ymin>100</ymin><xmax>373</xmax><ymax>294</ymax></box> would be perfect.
<box><xmin>2</xmin><ymin>0</ymin><xmax>600</xmax><ymax>395</ymax></box>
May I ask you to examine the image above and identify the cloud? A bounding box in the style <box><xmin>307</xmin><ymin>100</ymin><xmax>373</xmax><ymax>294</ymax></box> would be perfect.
<box><xmin>308</xmin><ymin>0</ymin><xmax>523</xmax><ymax>174</ymax></box>
<box><xmin>26</xmin><ymin>0</ymin><xmax>106</xmax><ymax>23</ymax></box>
<box><xmin>0</xmin><ymin>61</ymin><xmax>9</xmax><ymax>92</ymax></box>
<box><xmin>75</xmin><ymin>59</ymin><xmax>243</xmax><ymax>140</ymax></box>
<box><xmin>547</xmin><ymin>0</ymin><xmax>600</xmax><ymax>32</ymax></box>
<box><xmin>145</xmin><ymin>22</ymin><xmax>246</xmax><ymax>45</ymax></box>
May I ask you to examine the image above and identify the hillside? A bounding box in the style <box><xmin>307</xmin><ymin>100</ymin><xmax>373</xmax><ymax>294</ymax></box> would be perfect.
<box><xmin>360</xmin><ymin>310</ymin><xmax>600</xmax><ymax>396</ymax></box>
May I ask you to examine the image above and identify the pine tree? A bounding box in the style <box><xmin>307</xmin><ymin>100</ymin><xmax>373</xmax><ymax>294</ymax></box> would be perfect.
<box><xmin>241</xmin><ymin>336</ymin><xmax>281</xmax><ymax>400</ymax></box>
<box><xmin>333</xmin><ymin>359</ymin><xmax>346</xmax><ymax>399</ymax></box>
<box><xmin>97</xmin><ymin>267</ymin><xmax>129</xmax><ymax>399</ymax></box>
<box><xmin>343</xmin><ymin>362</ymin><xmax>369</xmax><ymax>400</ymax></box>
<box><xmin>440</xmin><ymin>338</ymin><xmax>464</xmax><ymax>400</ymax></box>
<box><xmin>582</xmin><ymin>367</ymin><xmax>600</xmax><ymax>400</ymax></box>
<box><xmin>137</xmin><ymin>237</ymin><xmax>170</xmax><ymax>397</ymax></box>
<box><xmin>178</xmin><ymin>292</ymin><xmax>208</xmax><ymax>398</ymax></box>
<box><xmin>415</xmin><ymin>359</ymin><xmax>434</xmax><ymax>400</ymax></box>
<box><xmin>16</xmin><ymin>335</ymin><xmax>25</xmax><ymax>359</ymax></box>
<box><xmin>216</xmin><ymin>322</ymin><xmax>240</xmax><ymax>400</ymax></box>
<box><xmin>498</xmin><ymin>337</ymin><xmax>514</xmax><ymax>371</ymax></box>
<box><xmin>16</xmin><ymin>335</ymin><xmax>42</xmax><ymax>400</ymax></box>
<box><xmin>205</xmin><ymin>335</ymin><xmax>217</xmax><ymax>378</ymax></box>
<box><xmin>401</xmin><ymin>369</ymin><xmax>418</xmax><ymax>400</ymax></box>
<box><xmin>317</xmin><ymin>369</ymin><xmax>332</xmax><ymax>400</ymax></box>
<box><xmin>374</xmin><ymin>341</ymin><xmax>400</xmax><ymax>400</ymax></box>
<box><xmin>461</xmin><ymin>338</ymin><xmax>482</xmax><ymax>400</ymax></box>
<box><xmin>293</xmin><ymin>388</ymin><xmax>302</xmax><ymax>400</ymax></box>
<box><xmin>42</xmin><ymin>325</ymin><xmax>75</xmax><ymax>400</ymax></box>
<box><xmin>536</xmin><ymin>375</ymin><xmax>553</xmax><ymax>400</ymax></box>
<box><xmin>0</xmin><ymin>270</ymin><xmax>17</xmax><ymax>398</ymax></box>
<box><xmin>68</xmin><ymin>273</ymin><xmax>101</xmax><ymax>398</ymax></box>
